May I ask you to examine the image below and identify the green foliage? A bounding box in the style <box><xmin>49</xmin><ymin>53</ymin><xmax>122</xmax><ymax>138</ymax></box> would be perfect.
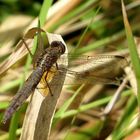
<box><xmin>1</xmin><ymin>0</ymin><xmax>140</xmax><ymax>140</ymax></box>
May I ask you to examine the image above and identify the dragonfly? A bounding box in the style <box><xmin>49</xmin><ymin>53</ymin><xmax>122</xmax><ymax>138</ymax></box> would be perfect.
<box><xmin>2</xmin><ymin>39</ymin><xmax>66</xmax><ymax>123</ymax></box>
<box><xmin>2</xmin><ymin>27</ymin><xmax>128</xmax><ymax>123</ymax></box>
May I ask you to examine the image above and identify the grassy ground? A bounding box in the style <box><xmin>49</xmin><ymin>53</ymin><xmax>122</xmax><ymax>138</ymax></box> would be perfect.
<box><xmin>0</xmin><ymin>0</ymin><xmax>140</xmax><ymax>140</ymax></box>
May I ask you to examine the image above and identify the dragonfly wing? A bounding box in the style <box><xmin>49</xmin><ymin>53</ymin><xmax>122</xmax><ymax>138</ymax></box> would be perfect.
<box><xmin>37</xmin><ymin>67</ymin><xmax>58</xmax><ymax>96</ymax></box>
<box><xmin>57</xmin><ymin>54</ymin><xmax>128</xmax><ymax>86</ymax></box>
<box><xmin>65</xmin><ymin>70</ymin><xmax>122</xmax><ymax>85</ymax></box>
<box><xmin>57</xmin><ymin>54</ymin><xmax>128</xmax><ymax>70</ymax></box>
<box><xmin>37</xmin><ymin>73</ymin><xmax>49</xmax><ymax>97</ymax></box>
<box><xmin>67</xmin><ymin>55</ymin><xmax>128</xmax><ymax>80</ymax></box>
<box><xmin>37</xmin><ymin>68</ymin><xmax>121</xmax><ymax>87</ymax></box>
<box><xmin>37</xmin><ymin>55</ymin><xmax>128</xmax><ymax>90</ymax></box>
<box><xmin>69</xmin><ymin>55</ymin><xmax>128</xmax><ymax>69</ymax></box>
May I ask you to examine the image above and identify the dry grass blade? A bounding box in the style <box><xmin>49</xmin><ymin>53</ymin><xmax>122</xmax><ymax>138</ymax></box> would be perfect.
<box><xmin>125</xmin><ymin>66</ymin><xmax>137</xmax><ymax>95</ymax></box>
<box><xmin>0</xmin><ymin>15</ymin><xmax>32</xmax><ymax>43</ymax></box>
<box><xmin>44</xmin><ymin>0</ymin><xmax>81</xmax><ymax>29</ymax></box>
<box><xmin>102</xmin><ymin>76</ymin><xmax>128</xmax><ymax>115</ymax></box>
<box><xmin>0</xmin><ymin>39</ymin><xmax>33</xmax><ymax>76</ymax></box>
<box><xmin>20</xmin><ymin>33</ymin><xmax>68</xmax><ymax>140</ymax></box>
<box><xmin>122</xmin><ymin>0</ymin><xmax>140</xmax><ymax>108</ymax></box>
<box><xmin>0</xmin><ymin>27</ymin><xmax>45</xmax><ymax>76</ymax></box>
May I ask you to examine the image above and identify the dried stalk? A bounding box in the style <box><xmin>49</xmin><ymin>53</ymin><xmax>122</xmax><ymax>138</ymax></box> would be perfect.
<box><xmin>20</xmin><ymin>34</ymin><xmax>68</xmax><ymax>140</ymax></box>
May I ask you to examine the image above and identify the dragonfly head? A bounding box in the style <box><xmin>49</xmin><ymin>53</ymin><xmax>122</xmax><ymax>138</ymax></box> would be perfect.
<box><xmin>50</xmin><ymin>41</ymin><xmax>65</xmax><ymax>54</ymax></box>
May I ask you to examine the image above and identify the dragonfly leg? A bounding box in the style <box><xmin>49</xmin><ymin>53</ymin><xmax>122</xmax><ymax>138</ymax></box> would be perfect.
<box><xmin>55</xmin><ymin>62</ymin><xmax>59</xmax><ymax>70</ymax></box>
<box><xmin>36</xmin><ymin>72</ymin><xmax>53</xmax><ymax>96</ymax></box>
<box><xmin>21</xmin><ymin>38</ymin><xmax>34</xmax><ymax>59</ymax></box>
<box><xmin>36</xmin><ymin>83</ymin><xmax>53</xmax><ymax>96</ymax></box>
<box><xmin>45</xmin><ymin>80</ymin><xmax>53</xmax><ymax>96</ymax></box>
<box><xmin>45</xmin><ymin>71</ymin><xmax>53</xmax><ymax>96</ymax></box>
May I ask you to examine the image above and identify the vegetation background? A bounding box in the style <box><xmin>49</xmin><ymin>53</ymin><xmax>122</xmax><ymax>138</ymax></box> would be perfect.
<box><xmin>0</xmin><ymin>0</ymin><xmax>140</xmax><ymax>140</ymax></box>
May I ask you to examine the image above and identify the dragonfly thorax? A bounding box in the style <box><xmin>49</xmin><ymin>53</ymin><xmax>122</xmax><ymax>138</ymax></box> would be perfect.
<box><xmin>36</xmin><ymin>41</ymin><xmax>65</xmax><ymax>72</ymax></box>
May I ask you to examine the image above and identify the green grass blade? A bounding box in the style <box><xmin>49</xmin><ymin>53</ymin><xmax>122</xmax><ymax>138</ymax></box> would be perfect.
<box><xmin>53</xmin><ymin>84</ymin><xmax>85</xmax><ymax>126</ymax></box>
<box><xmin>75</xmin><ymin>7</ymin><xmax>101</xmax><ymax>49</ymax></box>
<box><xmin>39</xmin><ymin>0</ymin><xmax>53</xmax><ymax>27</ymax></box>
<box><xmin>122</xmin><ymin>0</ymin><xmax>140</xmax><ymax>106</ymax></box>
<box><xmin>48</xmin><ymin>0</ymin><xmax>98</xmax><ymax>32</ymax></box>
<box><xmin>8</xmin><ymin>0</ymin><xmax>53</xmax><ymax>139</ymax></box>
<box><xmin>57</xmin><ymin>90</ymin><xmax>131</xmax><ymax>119</ymax></box>
<box><xmin>110</xmin><ymin>95</ymin><xmax>137</xmax><ymax>140</ymax></box>
<box><xmin>76</xmin><ymin>23</ymin><xmax>140</xmax><ymax>54</ymax></box>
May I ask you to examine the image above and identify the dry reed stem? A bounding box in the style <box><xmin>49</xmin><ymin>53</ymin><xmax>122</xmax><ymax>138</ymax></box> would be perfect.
<box><xmin>20</xmin><ymin>33</ymin><xmax>68</xmax><ymax>140</ymax></box>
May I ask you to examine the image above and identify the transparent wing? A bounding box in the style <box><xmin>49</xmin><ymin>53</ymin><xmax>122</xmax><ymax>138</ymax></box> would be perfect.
<box><xmin>37</xmin><ymin>55</ymin><xmax>128</xmax><ymax>96</ymax></box>
<box><xmin>58</xmin><ymin>54</ymin><xmax>128</xmax><ymax>78</ymax></box>
<box><xmin>59</xmin><ymin>54</ymin><xmax>128</xmax><ymax>69</ymax></box>
<box><xmin>64</xmin><ymin>70</ymin><xmax>122</xmax><ymax>85</ymax></box>
<box><xmin>37</xmin><ymin>67</ymin><xmax>57</xmax><ymax>96</ymax></box>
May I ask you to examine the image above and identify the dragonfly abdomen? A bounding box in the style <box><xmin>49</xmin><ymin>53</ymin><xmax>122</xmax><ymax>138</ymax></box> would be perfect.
<box><xmin>2</xmin><ymin>68</ymin><xmax>43</xmax><ymax>123</ymax></box>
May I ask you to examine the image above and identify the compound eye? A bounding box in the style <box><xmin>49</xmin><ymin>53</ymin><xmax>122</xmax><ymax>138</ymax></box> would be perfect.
<box><xmin>50</xmin><ymin>41</ymin><xmax>65</xmax><ymax>54</ymax></box>
<box><xmin>50</xmin><ymin>41</ymin><xmax>61</xmax><ymax>47</ymax></box>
